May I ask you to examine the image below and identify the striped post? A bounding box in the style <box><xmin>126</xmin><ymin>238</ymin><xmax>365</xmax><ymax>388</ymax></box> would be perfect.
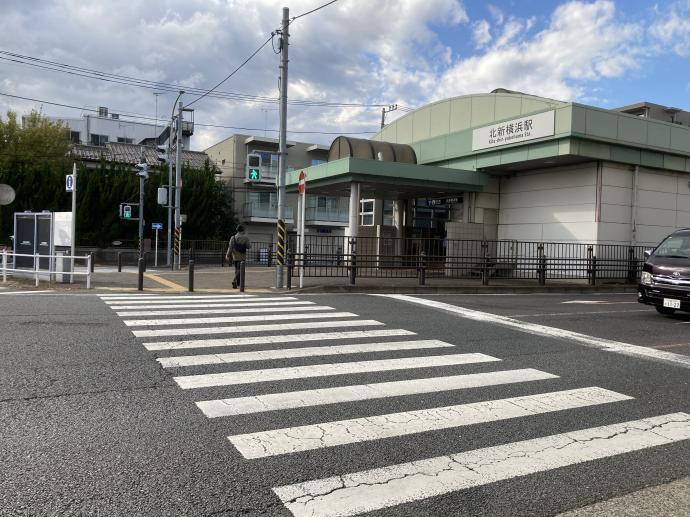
<box><xmin>276</xmin><ymin>219</ymin><xmax>286</xmax><ymax>267</ymax></box>
<box><xmin>174</xmin><ymin>227</ymin><xmax>182</xmax><ymax>267</ymax></box>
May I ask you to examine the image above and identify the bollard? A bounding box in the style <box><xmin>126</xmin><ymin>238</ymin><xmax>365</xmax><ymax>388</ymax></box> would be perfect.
<box><xmin>2</xmin><ymin>249</ymin><xmax>7</xmax><ymax>283</ymax></box>
<box><xmin>537</xmin><ymin>244</ymin><xmax>546</xmax><ymax>286</ymax></box>
<box><xmin>627</xmin><ymin>246</ymin><xmax>636</xmax><ymax>283</ymax></box>
<box><xmin>117</xmin><ymin>252</ymin><xmax>122</xmax><ymax>273</ymax></box>
<box><xmin>481</xmin><ymin>242</ymin><xmax>489</xmax><ymax>286</ymax></box>
<box><xmin>418</xmin><ymin>251</ymin><xmax>426</xmax><ymax>286</ymax></box>
<box><xmin>90</xmin><ymin>252</ymin><xmax>95</xmax><ymax>273</ymax></box>
<box><xmin>86</xmin><ymin>254</ymin><xmax>92</xmax><ymax>289</ymax></box>
<box><xmin>239</xmin><ymin>261</ymin><xmax>246</xmax><ymax>293</ymax></box>
<box><xmin>349</xmin><ymin>239</ymin><xmax>357</xmax><ymax>286</ymax></box>
<box><xmin>137</xmin><ymin>257</ymin><xmax>144</xmax><ymax>291</ymax></box>
<box><xmin>587</xmin><ymin>246</ymin><xmax>595</xmax><ymax>286</ymax></box>
<box><xmin>287</xmin><ymin>251</ymin><xmax>293</xmax><ymax>290</ymax></box>
<box><xmin>34</xmin><ymin>253</ymin><xmax>39</xmax><ymax>287</ymax></box>
<box><xmin>188</xmin><ymin>259</ymin><xmax>194</xmax><ymax>292</ymax></box>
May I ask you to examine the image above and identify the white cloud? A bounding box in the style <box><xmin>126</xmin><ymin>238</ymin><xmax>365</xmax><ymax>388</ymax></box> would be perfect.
<box><xmin>649</xmin><ymin>1</ymin><xmax>690</xmax><ymax>56</ymax></box>
<box><xmin>473</xmin><ymin>20</ymin><xmax>492</xmax><ymax>48</ymax></box>
<box><xmin>487</xmin><ymin>4</ymin><xmax>504</xmax><ymax>25</ymax></box>
<box><xmin>433</xmin><ymin>0</ymin><xmax>642</xmax><ymax>102</ymax></box>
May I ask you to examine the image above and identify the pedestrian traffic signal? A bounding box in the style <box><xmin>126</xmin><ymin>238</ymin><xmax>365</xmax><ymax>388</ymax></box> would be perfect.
<box><xmin>249</xmin><ymin>168</ymin><xmax>261</xmax><ymax>181</ymax></box>
<box><xmin>246</xmin><ymin>154</ymin><xmax>262</xmax><ymax>182</ymax></box>
<box><xmin>157</xmin><ymin>145</ymin><xmax>168</xmax><ymax>164</ymax></box>
<box><xmin>123</xmin><ymin>205</ymin><xmax>132</xmax><ymax>219</ymax></box>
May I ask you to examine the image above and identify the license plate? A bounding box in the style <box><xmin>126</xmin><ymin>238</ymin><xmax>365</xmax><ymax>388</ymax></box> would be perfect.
<box><xmin>663</xmin><ymin>298</ymin><xmax>681</xmax><ymax>309</ymax></box>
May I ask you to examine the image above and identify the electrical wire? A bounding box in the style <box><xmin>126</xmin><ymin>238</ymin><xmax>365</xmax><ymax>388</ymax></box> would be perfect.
<box><xmin>291</xmin><ymin>0</ymin><xmax>339</xmax><ymax>21</ymax></box>
<box><xmin>184</xmin><ymin>35</ymin><xmax>274</xmax><ymax>109</ymax></box>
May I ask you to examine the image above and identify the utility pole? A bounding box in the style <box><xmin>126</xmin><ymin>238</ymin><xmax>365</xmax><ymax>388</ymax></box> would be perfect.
<box><xmin>174</xmin><ymin>100</ymin><xmax>183</xmax><ymax>270</ymax></box>
<box><xmin>137</xmin><ymin>147</ymin><xmax>147</xmax><ymax>260</ymax></box>
<box><xmin>275</xmin><ymin>6</ymin><xmax>289</xmax><ymax>288</ymax></box>
<box><xmin>166</xmin><ymin>119</ymin><xmax>173</xmax><ymax>267</ymax></box>
<box><xmin>380</xmin><ymin>104</ymin><xmax>398</xmax><ymax>129</ymax></box>
<box><xmin>69</xmin><ymin>162</ymin><xmax>77</xmax><ymax>283</ymax></box>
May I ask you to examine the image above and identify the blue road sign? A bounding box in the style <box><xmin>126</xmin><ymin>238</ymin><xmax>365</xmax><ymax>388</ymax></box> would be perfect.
<box><xmin>65</xmin><ymin>174</ymin><xmax>74</xmax><ymax>192</ymax></box>
<box><xmin>152</xmin><ymin>223</ymin><xmax>164</xmax><ymax>230</ymax></box>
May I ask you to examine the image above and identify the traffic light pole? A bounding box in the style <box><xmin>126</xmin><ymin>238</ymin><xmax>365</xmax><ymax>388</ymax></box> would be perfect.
<box><xmin>138</xmin><ymin>148</ymin><xmax>145</xmax><ymax>260</ymax></box>
<box><xmin>167</xmin><ymin>128</ymin><xmax>173</xmax><ymax>267</ymax></box>
<box><xmin>276</xmin><ymin>6</ymin><xmax>289</xmax><ymax>288</ymax></box>
<box><xmin>174</xmin><ymin>100</ymin><xmax>183</xmax><ymax>270</ymax></box>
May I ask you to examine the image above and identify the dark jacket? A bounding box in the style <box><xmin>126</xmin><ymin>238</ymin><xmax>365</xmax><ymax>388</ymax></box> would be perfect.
<box><xmin>226</xmin><ymin>231</ymin><xmax>251</xmax><ymax>261</ymax></box>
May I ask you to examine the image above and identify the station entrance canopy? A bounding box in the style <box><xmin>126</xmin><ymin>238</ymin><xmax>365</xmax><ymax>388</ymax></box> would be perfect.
<box><xmin>286</xmin><ymin>136</ymin><xmax>487</xmax><ymax>199</ymax></box>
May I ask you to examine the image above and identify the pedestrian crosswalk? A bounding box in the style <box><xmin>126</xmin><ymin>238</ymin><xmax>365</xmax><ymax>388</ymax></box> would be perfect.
<box><xmin>99</xmin><ymin>292</ymin><xmax>690</xmax><ymax>516</ymax></box>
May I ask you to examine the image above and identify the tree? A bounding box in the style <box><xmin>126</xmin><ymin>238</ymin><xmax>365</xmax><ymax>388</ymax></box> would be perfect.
<box><xmin>0</xmin><ymin>111</ymin><xmax>71</xmax><ymax>242</ymax></box>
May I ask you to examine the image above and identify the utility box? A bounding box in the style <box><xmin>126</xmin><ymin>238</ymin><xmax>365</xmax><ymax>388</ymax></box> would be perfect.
<box><xmin>13</xmin><ymin>211</ymin><xmax>73</xmax><ymax>280</ymax></box>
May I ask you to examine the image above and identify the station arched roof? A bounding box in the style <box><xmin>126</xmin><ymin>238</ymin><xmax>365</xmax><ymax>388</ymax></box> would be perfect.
<box><xmin>373</xmin><ymin>91</ymin><xmax>568</xmax><ymax>146</ymax></box>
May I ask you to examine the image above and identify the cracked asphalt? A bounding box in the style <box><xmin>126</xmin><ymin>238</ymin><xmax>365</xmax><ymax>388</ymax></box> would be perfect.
<box><xmin>0</xmin><ymin>291</ymin><xmax>688</xmax><ymax>516</ymax></box>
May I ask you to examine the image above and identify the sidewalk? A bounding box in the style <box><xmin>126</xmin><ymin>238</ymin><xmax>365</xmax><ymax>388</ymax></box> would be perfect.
<box><xmin>79</xmin><ymin>265</ymin><xmax>638</xmax><ymax>294</ymax></box>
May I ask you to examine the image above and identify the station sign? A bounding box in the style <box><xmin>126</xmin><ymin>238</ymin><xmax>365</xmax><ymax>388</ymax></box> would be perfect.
<box><xmin>472</xmin><ymin>110</ymin><xmax>555</xmax><ymax>151</ymax></box>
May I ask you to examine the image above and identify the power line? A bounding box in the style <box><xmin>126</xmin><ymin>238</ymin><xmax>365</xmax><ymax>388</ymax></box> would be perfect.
<box><xmin>184</xmin><ymin>35</ymin><xmax>274</xmax><ymax>109</ymax></box>
<box><xmin>0</xmin><ymin>91</ymin><xmax>378</xmax><ymax>135</ymax></box>
<box><xmin>292</xmin><ymin>0</ymin><xmax>339</xmax><ymax>20</ymax></box>
<box><xmin>0</xmin><ymin>50</ymin><xmax>414</xmax><ymax>111</ymax></box>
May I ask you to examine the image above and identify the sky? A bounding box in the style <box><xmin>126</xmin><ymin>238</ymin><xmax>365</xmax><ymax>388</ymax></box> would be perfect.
<box><xmin>1</xmin><ymin>0</ymin><xmax>689</xmax><ymax>150</ymax></box>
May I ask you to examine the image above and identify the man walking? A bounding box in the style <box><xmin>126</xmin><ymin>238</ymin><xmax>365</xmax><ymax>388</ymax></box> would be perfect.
<box><xmin>225</xmin><ymin>225</ymin><xmax>251</xmax><ymax>289</ymax></box>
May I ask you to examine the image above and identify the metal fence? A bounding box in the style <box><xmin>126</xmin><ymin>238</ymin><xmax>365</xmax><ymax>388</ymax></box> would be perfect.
<box><xmin>284</xmin><ymin>235</ymin><xmax>646</xmax><ymax>286</ymax></box>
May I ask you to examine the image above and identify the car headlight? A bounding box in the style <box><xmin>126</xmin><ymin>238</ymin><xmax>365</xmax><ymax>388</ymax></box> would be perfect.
<box><xmin>641</xmin><ymin>271</ymin><xmax>653</xmax><ymax>285</ymax></box>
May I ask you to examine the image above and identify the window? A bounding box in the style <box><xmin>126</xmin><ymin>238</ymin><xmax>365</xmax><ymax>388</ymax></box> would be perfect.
<box><xmin>383</xmin><ymin>200</ymin><xmax>394</xmax><ymax>226</ymax></box>
<box><xmin>68</xmin><ymin>131</ymin><xmax>80</xmax><ymax>143</ymax></box>
<box><xmin>117</xmin><ymin>137</ymin><xmax>133</xmax><ymax>144</ymax></box>
<box><xmin>360</xmin><ymin>199</ymin><xmax>374</xmax><ymax>226</ymax></box>
<box><xmin>90</xmin><ymin>134</ymin><xmax>109</xmax><ymax>146</ymax></box>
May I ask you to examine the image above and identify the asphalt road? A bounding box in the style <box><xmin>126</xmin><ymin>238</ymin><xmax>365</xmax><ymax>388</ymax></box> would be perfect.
<box><xmin>1</xmin><ymin>290</ymin><xmax>688</xmax><ymax>516</ymax></box>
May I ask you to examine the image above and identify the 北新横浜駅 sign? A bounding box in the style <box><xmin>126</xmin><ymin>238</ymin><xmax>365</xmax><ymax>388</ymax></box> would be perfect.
<box><xmin>471</xmin><ymin>110</ymin><xmax>555</xmax><ymax>151</ymax></box>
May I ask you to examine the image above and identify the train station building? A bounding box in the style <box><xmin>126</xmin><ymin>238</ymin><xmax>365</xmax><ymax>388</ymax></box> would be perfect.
<box><xmin>287</xmin><ymin>90</ymin><xmax>690</xmax><ymax>247</ymax></box>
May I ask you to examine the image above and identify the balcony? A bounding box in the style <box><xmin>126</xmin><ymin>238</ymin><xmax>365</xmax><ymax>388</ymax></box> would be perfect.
<box><xmin>305</xmin><ymin>206</ymin><xmax>349</xmax><ymax>226</ymax></box>
<box><xmin>243</xmin><ymin>201</ymin><xmax>293</xmax><ymax>223</ymax></box>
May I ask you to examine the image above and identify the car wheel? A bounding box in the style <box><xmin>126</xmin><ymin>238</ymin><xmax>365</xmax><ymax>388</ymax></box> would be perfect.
<box><xmin>655</xmin><ymin>306</ymin><xmax>676</xmax><ymax>315</ymax></box>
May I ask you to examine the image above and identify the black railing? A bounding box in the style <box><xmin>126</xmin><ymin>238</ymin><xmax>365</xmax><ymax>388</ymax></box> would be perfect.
<box><xmin>285</xmin><ymin>235</ymin><xmax>647</xmax><ymax>285</ymax></box>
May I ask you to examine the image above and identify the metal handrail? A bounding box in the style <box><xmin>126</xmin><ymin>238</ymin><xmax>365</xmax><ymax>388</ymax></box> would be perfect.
<box><xmin>1</xmin><ymin>250</ymin><xmax>92</xmax><ymax>288</ymax></box>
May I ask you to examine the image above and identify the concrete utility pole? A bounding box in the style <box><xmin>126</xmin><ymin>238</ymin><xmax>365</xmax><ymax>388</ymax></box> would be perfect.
<box><xmin>380</xmin><ymin>104</ymin><xmax>398</xmax><ymax>129</ymax></box>
<box><xmin>167</xmin><ymin>121</ymin><xmax>173</xmax><ymax>267</ymax></box>
<box><xmin>174</xmin><ymin>100</ymin><xmax>183</xmax><ymax>270</ymax></box>
<box><xmin>138</xmin><ymin>147</ymin><xmax>146</xmax><ymax>260</ymax></box>
<box><xmin>275</xmin><ymin>6</ymin><xmax>289</xmax><ymax>288</ymax></box>
<box><xmin>70</xmin><ymin>162</ymin><xmax>77</xmax><ymax>283</ymax></box>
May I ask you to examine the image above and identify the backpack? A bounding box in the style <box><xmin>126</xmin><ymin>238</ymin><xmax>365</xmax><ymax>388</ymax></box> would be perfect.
<box><xmin>232</xmin><ymin>237</ymin><xmax>247</xmax><ymax>253</ymax></box>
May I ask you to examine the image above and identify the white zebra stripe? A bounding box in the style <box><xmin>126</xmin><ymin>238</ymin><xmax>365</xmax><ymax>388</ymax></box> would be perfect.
<box><xmin>173</xmin><ymin>353</ymin><xmax>500</xmax><ymax>389</ymax></box>
<box><xmin>123</xmin><ymin>311</ymin><xmax>356</xmax><ymax>327</ymax></box>
<box><xmin>196</xmin><ymin>368</ymin><xmax>559</xmax><ymax>418</ymax></box>
<box><xmin>275</xmin><ymin>412</ymin><xmax>690</xmax><ymax>517</ymax></box>
<box><xmin>116</xmin><ymin>304</ymin><xmax>326</xmax><ymax>317</ymax></box>
<box><xmin>229</xmin><ymin>387</ymin><xmax>632</xmax><ymax>459</ymax></box>
<box><xmin>133</xmin><ymin>319</ymin><xmax>385</xmax><ymax>338</ymax></box>
<box><xmin>158</xmin><ymin>340</ymin><xmax>454</xmax><ymax>367</ymax></box>
<box><xmin>143</xmin><ymin>329</ymin><xmax>415</xmax><ymax>351</ymax></box>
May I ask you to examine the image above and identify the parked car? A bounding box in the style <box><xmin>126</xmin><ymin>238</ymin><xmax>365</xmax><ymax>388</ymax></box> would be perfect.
<box><xmin>638</xmin><ymin>228</ymin><xmax>690</xmax><ymax>315</ymax></box>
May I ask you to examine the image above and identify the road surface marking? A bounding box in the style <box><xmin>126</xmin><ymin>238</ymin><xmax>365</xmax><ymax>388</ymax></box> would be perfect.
<box><xmin>652</xmin><ymin>342</ymin><xmax>690</xmax><ymax>349</ymax></box>
<box><xmin>230</xmin><ymin>387</ymin><xmax>632</xmax><ymax>459</ymax></box>
<box><xmin>101</xmin><ymin>294</ymin><xmax>256</xmax><ymax>303</ymax></box>
<box><xmin>173</xmin><ymin>353</ymin><xmax>500</xmax><ymax>389</ymax></box>
<box><xmin>380</xmin><ymin>295</ymin><xmax>690</xmax><ymax>369</ymax></box>
<box><xmin>115</xmin><ymin>304</ymin><xmax>321</xmax><ymax>317</ymax></box>
<box><xmin>561</xmin><ymin>301</ymin><xmax>637</xmax><ymax>305</ymax></box>
<box><xmin>123</xmin><ymin>311</ymin><xmax>357</xmax><ymax>327</ymax></box>
<box><xmin>107</xmin><ymin>299</ymin><xmax>306</xmax><ymax>310</ymax></box>
<box><xmin>143</xmin><ymin>329</ymin><xmax>415</xmax><ymax>351</ymax></box>
<box><xmin>142</xmin><ymin>273</ymin><xmax>187</xmax><ymax>291</ymax></box>
<box><xmin>196</xmin><ymin>368</ymin><xmax>559</xmax><ymax>418</ymax></box>
<box><xmin>274</xmin><ymin>412</ymin><xmax>690</xmax><ymax>517</ymax></box>
<box><xmin>133</xmin><ymin>319</ymin><xmax>385</xmax><ymax>338</ymax></box>
<box><xmin>158</xmin><ymin>340</ymin><xmax>454</xmax><ymax>367</ymax></box>
<box><xmin>508</xmin><ymin>309</ymin><xmax>650</xmax><ymax>318</ymax></box>
<box><xmin>0</xmin><ymin>290</ymin><xmax>54</xmax><ymax>295</ymax></box>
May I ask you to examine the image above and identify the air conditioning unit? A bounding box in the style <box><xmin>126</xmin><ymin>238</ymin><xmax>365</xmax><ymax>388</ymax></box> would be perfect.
<box><xmin>98</xmin><ymin>106</ymin><xmax>108</xmax><ymax>118</ymax></box>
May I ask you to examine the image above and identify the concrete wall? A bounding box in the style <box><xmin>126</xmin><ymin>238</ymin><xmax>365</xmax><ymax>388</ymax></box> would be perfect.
<box><xmin>598</xmin><ymin>162</ymin><xmax>690</xmax><ymax>246</ymax></box>
<box><xmin>497</xmin><ymin>163</ymin><xmax>598</xmax><ymax>242</ymax></box>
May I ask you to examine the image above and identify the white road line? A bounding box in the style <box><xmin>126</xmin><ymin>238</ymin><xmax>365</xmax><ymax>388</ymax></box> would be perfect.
<box><xmin>380</xmin><ymin>295</ymin><xmax>690</xmax><ymax>369</ymax></box>
<box><xmin>143</xmin><ymin>329</ymin><xmax>416</xmax><ymax>351</ymax></box>
<box><xmin>196</xmin><ymin>368</ymin><xmax>558</xmax><ymax>418</ymax></box>
<box><xmin>116</xmin><ymin>304</ymin><xmax>325</xmax><ymax>317</ymax></box>
<box><xmin>230</xmin><ymin>387</ymin><xmax>632</xmax><ymax>459</ymax></box>
<box><xmin>108</xmin><ymin>299</ymin><xmax>307</xmax><ymax>310</ymax></box>
<box><xmin>158</xmin><ymin>340</ymin><xmax>454</xmax><ymax>368</ymax></box>
<box><xmin>124</xmin><ymin>311</ymin><xmax>357</xmax><ymax>327</ymax></box>
<box><xmin>174</xmin><ymin>353</ymin><xmax>500</xmax><ymax>389</ymax></box>
<box><xmin>133</xmin><ymin>320</ymin><xmax>385</xmax><ymax>338</ymax></box>
<box><xmin>561</xmin><ymin>300</ymin><xmax>638</xmax><ymax>305</ymax></box>
<box><xmin>274</xmin><ymin>412</ymin><xmax>690</xmax><ymax>517</ymax></box>
<box><xmin>0</xmin><ymin>290</ymin><xmax>54</xmax><ymax>295</ymax></box>
<box><xmin>102</xmin><ymin>295</ymin><xmax>256</xmax><ymax>304</ymax></box>
<box><xmin>508</xmin><ymin>309</ymin><xmax>651</xmax><ymax>318</ymax></box>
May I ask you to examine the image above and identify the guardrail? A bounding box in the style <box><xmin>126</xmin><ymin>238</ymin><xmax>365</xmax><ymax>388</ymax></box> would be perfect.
<box><xmin>283</xmin><ymin>236</ymin><xmax>646</xmax><ymax>287</ymax></box>
<box><xmin>1</xmin><ymin>249</ymin><xmax>92</xmax><ymax>288</ymax></box>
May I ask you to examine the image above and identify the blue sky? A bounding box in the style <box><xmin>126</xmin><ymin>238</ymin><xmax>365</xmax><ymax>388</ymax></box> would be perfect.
<box><xmin>0</xmin><ymin>0</ymin><xmax>689</xmax><ymax>148</ymax></box>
